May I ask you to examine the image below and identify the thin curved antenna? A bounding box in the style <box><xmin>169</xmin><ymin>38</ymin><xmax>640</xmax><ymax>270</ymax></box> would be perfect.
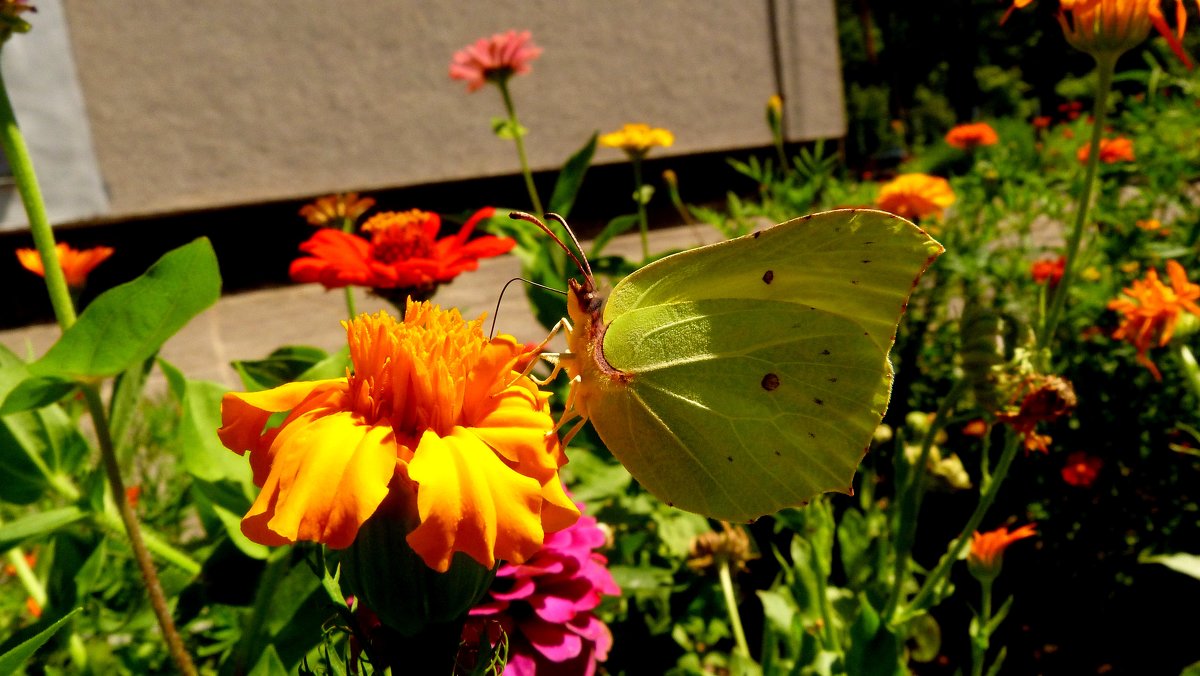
<box><xmin>509</xmin><ymin>211</ymin><xmax>592</xmax><ymax>282</ymax></box>
<box><xmin>489</xmin><ymin>277</ymin><xmax>568</xmax><ymax>338</ymax></box>
<box><xmin>545</xmin><ymin>212</ymin><xmax>593</xmax><ymax>280</ymax></box>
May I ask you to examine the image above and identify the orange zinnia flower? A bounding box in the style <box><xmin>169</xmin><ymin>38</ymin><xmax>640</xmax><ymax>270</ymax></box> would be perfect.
<box><xmin>968</xmin><ymin>523</ymin><xmax>1037</xmax><ymax>581</ymax></box>
<box><xmin>289</xmin><ymin>207</ymin><xmax>514</xmax><ymax>300</ymax></box>
<box><xmin>1077</xmin><ymin>137</ymin><xmax>1135</xmax><ymax>163</ymax></box>
<box><xmin>16</xmin><ymin>243</ymin><xmax>114</xmax><ymax>288</ymax></box>
<box><xmin>218</xmin><ymin>302</ymin><xmax>580</xmax><ymax>572</ymax></box>
<box><xmin>1107</xmin><ymin>259</ymin><xmax>1200</xmax><ymax>380</ymax></box>
<box><xmin>450</xmin><ymin>30</ymin><xmax>543</xmax><ymax>93</ymax></box>
<box><xmin>875</xmin><ymin>173</ymin><xmax>956</xmax><ymax>220</ymax></box>
<box><xmin>945</xmin><ymin>122</ymin><xmax>999</xmax><ymax>150</ymax></box>
<box><xmin>1004</xmin><ymin>0</ymin><xmax>1194</xmax><ymax>66</ymax></box>
<box><xmin>1062</xmin><ymin>451</ymin><xmax>1103</xmax><ymax>486</ymax></box>
<box><xmin>1031</xmin><ymin>255</ymin><xmax>1067</xmax><ymax>285</ymax></box>
<box><xmin>299</xmin><ymin>192</ymin><xmax>376</xmax><ymax>228</ymax></box>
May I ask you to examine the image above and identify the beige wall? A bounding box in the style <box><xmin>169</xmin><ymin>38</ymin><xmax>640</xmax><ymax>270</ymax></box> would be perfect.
<box><xmin>58</xmin><ymin>0</ymin><xmax>843</xmax><ymax>222</ymax></box>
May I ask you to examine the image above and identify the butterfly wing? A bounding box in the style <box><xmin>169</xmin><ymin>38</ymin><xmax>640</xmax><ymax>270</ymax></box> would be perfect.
<box><xmin>587</xmin><ymin>209</ymin><xmax>943</xmax><ymax>520</ymax></box>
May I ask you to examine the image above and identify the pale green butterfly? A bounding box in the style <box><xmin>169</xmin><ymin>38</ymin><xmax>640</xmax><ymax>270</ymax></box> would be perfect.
<box><xmin>520</xmin><ymin>209</ymin><xmax>944</xmax><ymax>522</ymax></box>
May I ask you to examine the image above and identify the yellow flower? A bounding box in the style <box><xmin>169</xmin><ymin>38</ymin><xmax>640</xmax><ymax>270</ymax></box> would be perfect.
<box><xmin>599</xmin><ymin>123</ymin><xmax>675</xmax><ymax>157</ymax></box>
<box><xmin>1081</xmin><ymin>266</ymin><xmax>1103</xmax><ymax>282</ymax></box>
<box><xmin>875</xmin><ymin>173</ymin><xmax>956</xmax><ymax>220</ymax></box>
<box><xmin>218</xmin><ymin>302</ymin><xmax>579</xmax><ymax>571</ymax></box>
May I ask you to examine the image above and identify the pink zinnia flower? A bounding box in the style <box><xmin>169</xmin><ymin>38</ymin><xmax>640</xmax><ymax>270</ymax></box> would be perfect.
<box><xmin>462</xmin><ymin>502</ymin><xmax>620</xmax><ymax>675</ymax></box>
<box><xmin>450</xmin><ymin>30</ymin><xmax>543</xmax><ymax>93</ymax></box>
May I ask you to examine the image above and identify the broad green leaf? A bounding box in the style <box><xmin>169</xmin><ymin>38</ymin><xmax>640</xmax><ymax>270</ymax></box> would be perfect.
<box><xmin>0</xmin><ymin>608</ymin><xmax>81</xmax><ymax>673</ymax></box>
<box><xmin>0</xmin><ymin>375</ymin><xmax>78</xmax><ymax>414</ymax></box>
<box><xmin>161</xmin><ymin>359</ymin><xmax>251</xmax><ymax>485</ymax></box>
<box><xmin>0</xmin><ymin>506</ymin><xmax>86</xmax><ymax>553</ymax></box>
<box><xmin>31</xmin><ymin>238</ymin><xmax>221</xmax><ymax>379</ymax></box>
<box><xmin>232</xmin><ymin>345</ymin><xmax>331</xmax><ymax>391</ymax></box>
<box><xmin>248</xmin><ymin>645</ymin><xmax>288</xmax><ymax>676</ymax></box>
<box><xmin>548</xmin><ymin>133</ymin><xmax>597</xmax><ymax>218</ymax></box>
<box><xmin>295</xmin><ymin>346</ymin><xmax>350</xmax><ymax>383</ymax></box>
<box><xmin>107</xmin><ymin>355</ymin><xmax>156</xmax><ymax>453</ymax></box>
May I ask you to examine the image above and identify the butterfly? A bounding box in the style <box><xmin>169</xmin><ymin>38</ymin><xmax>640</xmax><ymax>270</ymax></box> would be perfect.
<box><xmin>519</xmin><ymin>209</ymin><xmax>943</xmax><ymax>522</ymax></box>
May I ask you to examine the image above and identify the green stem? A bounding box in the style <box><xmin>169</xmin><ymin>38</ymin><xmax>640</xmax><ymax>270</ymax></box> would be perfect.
<box><xmin>883</xmin><ymin>378</ymin><xmax>969</xmax><ymax>621</ymax></box>
<box><xmin>340</xmin><ymin>216</ymin><xmax>358</xmax><ymax>319</ymax></box>
<box><xmin>717</xmin><ymin>558</ymin><xmax>751</xmax><ymax>658</ymax></box>
<box><xmin>84</xmin><ymin>385</ymin><xmax>197</xmax><ymax>676</ymax></box>
<box><xmin>0</xmin><ymin>59</ymin><xmax>77</xmax><ymax>330</ymax></box>
<box><xmin>632</xmin><ymin>154</ymin><xmax>649</xmax><ymax>262</ymax></box>
<box><xmin>1038</xmin><ymin>53</ymin><xmax>1116</xmax><ymax>360</ymax></box>
<box><xmin>93</xmin><ymin>509</ymin><xmax>201</xmax><ymax>575</ymax></box>
<box><xmin>970</xmin><ymin>578</ymin><xmax>993</xmax><ymax>676</ymax></box>
<box><xmin>1175</xmin><ymin>343</ymin><xmax>1200</xmax><ymax>406</ymax></box>
<box><xmin>5</xmin><ymin>544</ymin><xmax>46</xmax><ymax>608</ymax></box>
<box><xmin>897</xmin><ymin>432</ymin><xmax>1022</xmax><ymax>622</ymax></box>
<box><xmin>497</xmin><ymin>80</ymin><xmax>543</xmax><ymax>217</ymax></box>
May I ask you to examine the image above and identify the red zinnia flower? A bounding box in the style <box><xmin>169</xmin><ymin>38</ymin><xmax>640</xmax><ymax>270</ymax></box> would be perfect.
<box><xmin>1062</xmin><ymin>451</ymin><xmax>1103</xmax><ymax>487</ymax></box>
<box><xmin>289</xmin><ymin>207</ymin><xmax>514</xmax><ymax>301</ymax></box>
<box><xmin>1031</xmin><ymin>255</ymin><xmax>1067</xmax><ymax>285</ymax></box>
<box><xmin>1077</xmin><ymin>137</ymin><xmax>1135</xmax><ymax>164</ymax></box>
<box><xmin>945</xmin><ymin>122</ymin><xmax>999</xmax><ymax>150</ymax></box>
<box><xmin>450</xmin><ymin>30</ymin><xmax>543</xmax><ymax>93</ymax></box>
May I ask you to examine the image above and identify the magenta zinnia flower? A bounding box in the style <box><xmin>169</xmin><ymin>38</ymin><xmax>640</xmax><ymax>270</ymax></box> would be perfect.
<box><xmin>449</xmin><ymin>30</ymin><xmax>543</xmax><ymax>92</ymax></box>
<box><xmin>462</xmin><ymin>503</ymin><xmax>620</xmax><ymax>675</ymax></box>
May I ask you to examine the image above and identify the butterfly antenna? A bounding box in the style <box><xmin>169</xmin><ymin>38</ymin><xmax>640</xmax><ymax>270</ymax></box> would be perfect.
<box><xmin>509</xmin><ymin>211</ymin><xmax>592</xmax><ymax>282</ymax></box>
<box><xmin>489</xmin><ymin>276</ymin><xmax>568</xmax><ymax>338</ymax></box>
<box><xmin>545</xmin><ymin>212</ymin><xmax>593</xmax><ymax>281</ymax></box>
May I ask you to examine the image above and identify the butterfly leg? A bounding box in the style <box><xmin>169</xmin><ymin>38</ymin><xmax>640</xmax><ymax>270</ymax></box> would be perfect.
<box><xmin>508</xmin><ymin>318</ymin><xmax>574</xmax><ymax>387</ymax></box>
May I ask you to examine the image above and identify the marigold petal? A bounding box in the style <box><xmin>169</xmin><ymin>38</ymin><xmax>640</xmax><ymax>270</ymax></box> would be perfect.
<box><xmin>243</xmin><ymin>411</ymin><xmax>396</xmax><ymax>549</ymax></box>
<box><xmin>406</xmin><ymin>427</ymin><xmax>547</xmax><ymax>572</ymax></box>
<box><xmin>218</xmin><ymin>380</ymin><xmax>336</xmax><ymax>455</ymax></box>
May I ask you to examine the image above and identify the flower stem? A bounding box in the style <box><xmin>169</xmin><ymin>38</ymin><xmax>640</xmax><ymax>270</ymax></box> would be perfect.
<box><xmin>897</xmin><ymin>432</ymin><xmax>1022</xmax><ymax>623</ymax></box>
<box><xmin>84</xmin><ymin>385</ymin><xmax>197</xmax><ymax>676</ymax></box>
<box><xmin>884</xmin><ymin>378</ymin><xmax>968</xmax><ymax>622</ymax></box>
<box><xmin>970</xmin><ymin>578</ymin><xmax>994</xmax><ymax>676</ymax></box>
<box><xmin>340</xmin><ymin>216</ymin><xmax>358</xmax><ymax>319</ymax></box>
<box><xmin>0</xmin><ymin>59</ymin><xmax>76</xmax><ymax>329</ymax></box>
<box><xmin>497</xmin><ymin>80</ymin><xmax>543</xmax><ymax>217</ymax></box>
<box><xmin>717</xmin><ymin>558</ymin><xmax>751</xmax><ymax>658</ymax></box>
<box><xmin>1038</xmin><ymin>52</ymin><xmax>1116</xmax><ymax>359</ymax></box>
<box><xmin>632</xmin><ymin>154</ymin><xmax>650</xmax><ymax>262</ymax></box>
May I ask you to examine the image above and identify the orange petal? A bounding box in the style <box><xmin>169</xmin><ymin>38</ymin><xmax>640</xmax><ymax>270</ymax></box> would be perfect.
<box><xmin>470</xmin><ymin>385</ymin><xmax>565</xmax><ymax>478</ymax></box>
<box><xmin>218</xmin><ymin>380</ymin><xmax>342</xmax><ymax>455</ymax></box>
<box><xmin>405</xmin><ymin>427</ymin><xmax>547</xmax><ymax>572</ymax></box>
<box><xmin>243</xmin><ymin>410</ymin><xmax>396</xmax><ymax>549</ymax></box>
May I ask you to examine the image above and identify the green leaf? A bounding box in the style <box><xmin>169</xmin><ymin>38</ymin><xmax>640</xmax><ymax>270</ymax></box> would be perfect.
<box><xmin>178</xmin><ymin>377</ymin><xmax>252</xmax><ymax>485</ymax></box>
<box><xmin>490</xmin><ymin>117</ymin><xmax>527</xmax><ymax>140</ymax></box>
<box><xmin>31</xmin><ymin>238</ymin><xmax>221</xmax><ymax>380</ymax></box>
<box><xmin>1142</xmin><ymin>552</ymin><xmax>1200</xmax><ymax>580</ymax></box>
<box><xmin>248</xmin><ymin>645</ymin><xmax>289</xmax><ymax>676</ymax></box>
<box><xmin>0</xmin><ymin>608</ymin><xmax>82</xmax><ymax>673</ymax></box>
<box><xmin>0</xmin><ymin>506</ymin><xmax>87</xmax><ymax>553</ymax></box>
<box><xmin>589</xmin><ymin>214</ymin><xmax>639</xmax><ymax>258</ymax></box>
<box><xmin>0</xmin><ymin>375</ymin><xmax>78</xmax><ymax>414</ymax></box>
<box><xmin>548</xmin><ymin>133</ymin><xmax>597</xmax><ymax>218</ymax></box>
<box><xmin>1181</xmin><ymin>659</ymin><xmax>1200</xmax><ymax>676</ymax></box>
<box><xmin>845</xmin><ymin>595</ymin><xmax>903</xmax><ymax>676</ymax></box>
<box><xmin>232</xmin><ymin>345</ymin><xmax>331</xmax><ymax>391</ymax></box>
<box><xmin>108</xmin><ymin>356</ymin><xmax>156</xmax><ymax>453</ymax></box>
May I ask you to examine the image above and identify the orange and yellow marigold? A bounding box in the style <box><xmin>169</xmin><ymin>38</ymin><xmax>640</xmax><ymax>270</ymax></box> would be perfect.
<box><xmin>874</xmin><ymin>173</ymin><xmax>956</xmax><ymax>221</ymax></box>
<box><xmin>218</xmin><ymin>301</ymin><xmax>579</xmax><ymax>572</ymax></box>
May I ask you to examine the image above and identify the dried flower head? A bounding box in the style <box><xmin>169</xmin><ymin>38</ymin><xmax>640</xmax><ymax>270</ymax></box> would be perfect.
<box><xmin>687</xmin><ymin>521</ymin><xmax>758</xmax><ymax>573</ymax></box>
<box><xmin>995</xmin><ymin>374</ymin><xmax>1077</xmax><ymax>453</ymax></box>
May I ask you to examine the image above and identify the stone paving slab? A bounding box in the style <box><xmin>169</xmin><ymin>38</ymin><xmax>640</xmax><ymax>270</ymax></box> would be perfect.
<box><xmin>0</xmin><ymin>224</ymin><xmax>721</xmax><ymax>390</ymax></box>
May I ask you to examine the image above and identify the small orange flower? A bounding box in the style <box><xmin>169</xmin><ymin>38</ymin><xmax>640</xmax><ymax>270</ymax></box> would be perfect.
<box><xmin>299</xmin><ymin>193</ymin><xmax>376</xmax><ymax>227</ymax></box>
<box><xmin>1136</xmin><ymin>218</ymin><xmax>1167</xmax><ymax>234</ymax></box>
<box><xmin>218</xmin><ymin>302</ymin><xmax>579</xmax><ymax>572</ymax></box>
<box><xmin>1031</xmin><ymin>255</ymin><xmax>1067</xmax><ymax>285</ymax></box>
<box><xmin>1032</xmin><ymin>115</ymin><xmax>1054</xmax><ymax>129</ymax></box>
<box><xmin>289</xmin><ymin>207</ymin><xmax>514</xmax><ymax>302</ymax></box>
<box><xmin>968</xmin><ymin>523</ymin><xmax>1037</xmax><ymax>581</ymax></box>
<box><xmin>1107</xmin><ymin>260</ymin><xmax>1200</xmax><ymax>380</ymax></box>
<box><xmin>450</xmin><ymin>30</ymin><xmax>543</xmax><ymax>93</ymax></box>
<box><xmin>599</xmin><ymin>123</ymin><xmax>675</xmax><ymax>158</ymax></box>
<box><xmin>875</xmin><ymin>174</ymin><xmax>956</xmax><ymax>220</ymax></box>
<box><xmin>16</xmin><ymin>243</ymin><xmax>114</xmax><ymax>288</ymax></box>
<box><xmin>962</xmin><ymin>419</ymin><xmax>990</xmax><ymax>437</ymax></box>
<box><xmin>1062</xmin><ymin>451</ymin><xmax>1103</xmax><ymax>486</ymax></box>
<box><xmin>1077</xmin><ymin>137</ymin><xmax>1135</xmax><ymax>163</ymax></box>
<box><xmin>945</xmin><ymin>122</ymin><xmax>999</xmax><ymax>150</ymax></box>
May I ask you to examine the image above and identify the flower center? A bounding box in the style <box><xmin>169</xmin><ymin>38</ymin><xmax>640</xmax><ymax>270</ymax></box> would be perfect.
<box><xmin>362</xmin><ymin>210</ymin><xmax>437</xmax><ymax>264</ymax></box>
